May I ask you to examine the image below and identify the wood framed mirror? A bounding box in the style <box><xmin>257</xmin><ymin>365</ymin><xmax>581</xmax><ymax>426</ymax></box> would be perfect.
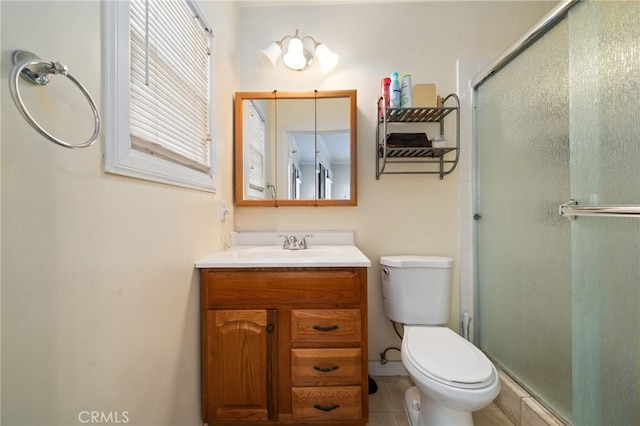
<box><xmin>234</xmin><ymin>90</ymin><xmax>357</xmax><ymax>206</ymax></box>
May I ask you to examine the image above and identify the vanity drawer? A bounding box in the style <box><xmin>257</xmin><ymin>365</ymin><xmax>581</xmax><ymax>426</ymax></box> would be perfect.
<box><xmin>203</xmin><ymin>269</ymin><xmax>363</xmax><ymax>308</ymax></box>
<box><xmin>291</xmin><ymin>386</ymin><xmax>362</xmax><ymax>422</ymax></box>
<box><xmin>291</xmin><ymin>348</ymin><xmax>362</xmax><ymax>386</ymax></box>
<box><xmin>291</xmin><ymin>309</ymin><xmax>361</xmax><ymax>344</ymax></box>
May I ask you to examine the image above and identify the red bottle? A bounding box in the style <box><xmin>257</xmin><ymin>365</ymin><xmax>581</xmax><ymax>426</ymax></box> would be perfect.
<box><xmin>380</xmin><ymin>77</ymin><xmax>391</xmax><ymax>119</ymax></box>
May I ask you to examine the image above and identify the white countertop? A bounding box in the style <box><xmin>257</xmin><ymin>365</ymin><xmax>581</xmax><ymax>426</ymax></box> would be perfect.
<box><xmin>196</xmin><ymin>231</ymin><xmax>371</xmax><ymax>268</ymax></box>
<box><xmin>195</xmin><ymin>245</ymin><xmax>371</xmax><ymax>268</ymax></box>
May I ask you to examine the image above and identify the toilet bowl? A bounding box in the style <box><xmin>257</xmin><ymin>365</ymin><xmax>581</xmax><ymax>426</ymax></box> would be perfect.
<box><xmin>379</xmin><ymin>255</ymin><xmax>500</xmax><ymax>426</ymax></box>
<box><xmin>401</xmin><ymin>326</ymin><xmax>500</xmax><ymax>426</ymax></box>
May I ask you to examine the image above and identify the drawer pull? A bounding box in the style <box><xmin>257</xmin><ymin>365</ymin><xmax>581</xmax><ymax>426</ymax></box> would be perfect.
<box><xmin>313</xmin><ymin>403</ymin><xmax>340</xmax><ymax>412</ymax></box>
<box><xmin>313</xmin><ymin>324</ymin><xmax>339</xmax><ymax>332</ymax></box>
<box><xmin>313</xmin><ymin>364</ymin><xmax>340</xmax><ymax>373</ymax></box>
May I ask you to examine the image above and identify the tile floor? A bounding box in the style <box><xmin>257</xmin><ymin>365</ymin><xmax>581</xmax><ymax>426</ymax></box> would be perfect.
<box><xmin>368</xmin><ymin>376</ymin><xmax>514</xmax><ymax>426</ymax></box>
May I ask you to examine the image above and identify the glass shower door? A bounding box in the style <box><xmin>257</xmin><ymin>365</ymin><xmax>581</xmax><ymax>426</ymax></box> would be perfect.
<box><xmin>476</xmin><ymin>1</ymin><xmax>640</xmax><ymax>423</ymax></box>
<box><xmin>565</xmin><ymin>2</ymin><xmax>639</xmax><ymax>424</ymax></box>
<box><xmin>475</xmin><ymin>12</ymin><xmax>572</xmax><ymax>421</ymax></box>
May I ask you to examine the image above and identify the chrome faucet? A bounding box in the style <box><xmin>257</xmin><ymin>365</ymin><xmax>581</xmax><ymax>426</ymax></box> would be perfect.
<box><xmin>288</xmin><ymin>236</ymin><xmax>301</xmax><ymax>250</ymax></box>
<box><xmin>277</xmin><ymin>233</ymin><xmax>314</xmax><ymax>250</ymax></box>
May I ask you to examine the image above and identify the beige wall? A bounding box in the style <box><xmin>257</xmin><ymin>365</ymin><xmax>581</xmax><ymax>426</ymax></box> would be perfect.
<box><xmin>235</xmin><ymin>1</ymin><xmax>556</xmax><ymax>364</ymax></box>
<box><xmin>1</xmin><ymin>1</ymin><xmax>237</xmax><ymax>425</ymax></box>
<box><xmin>0</xmin><ymin>1</ymin><xmax>555</xmax><ymax>425</ymax></box>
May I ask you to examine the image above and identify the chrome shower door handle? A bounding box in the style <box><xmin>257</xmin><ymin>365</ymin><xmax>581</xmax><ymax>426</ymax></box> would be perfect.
<box><xmin>560</xmin><ymin>199</ymin><xmax>640</xmax><ymax>219</ymax></box>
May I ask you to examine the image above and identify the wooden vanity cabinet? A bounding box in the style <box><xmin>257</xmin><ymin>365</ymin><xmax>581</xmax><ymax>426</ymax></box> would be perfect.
<box><xmin>200</xmin><ymin>267</ymin><xmax>368</xmax><ymax>425</ymax></box>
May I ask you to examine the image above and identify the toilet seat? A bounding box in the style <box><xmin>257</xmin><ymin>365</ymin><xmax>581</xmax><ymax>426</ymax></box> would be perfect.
<box><xmin>403</xmin><ymin>326</ymin><xmax>495</xmax><ymax>390</ymax></box>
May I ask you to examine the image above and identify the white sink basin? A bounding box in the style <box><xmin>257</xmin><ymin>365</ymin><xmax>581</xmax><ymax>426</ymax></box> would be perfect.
<box><xmin>237</xmin><ymin>245</ymin><xmax>335</xmax><ymax>259</ymax></box>
<box><xmin>195</xmin><ymin>245</ymin><xmax>371</xmax><ymax>268</ymax></box>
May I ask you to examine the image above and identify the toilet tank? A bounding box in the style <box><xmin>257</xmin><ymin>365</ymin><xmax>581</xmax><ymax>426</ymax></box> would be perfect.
<box><xmin>380</xmin><ymin>255</ymin><xmax>454</xmax><ymax>325</ymax></box>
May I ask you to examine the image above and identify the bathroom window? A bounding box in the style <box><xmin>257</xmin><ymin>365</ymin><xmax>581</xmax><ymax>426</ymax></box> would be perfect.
<box><xmin>105</xmin><ymin>0</ymin><xmax>215</xmax><ymax>192</ymax></box>
<box><xmin>245</xmin><ymin>100</ymin><xmax>267</xmax><ymax>199</ymax></box>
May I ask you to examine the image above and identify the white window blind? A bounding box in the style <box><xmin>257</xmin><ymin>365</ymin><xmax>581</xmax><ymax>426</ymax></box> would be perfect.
<box><xmin>129</xmin><ymin>0</ymin><xmax>211</xmax><ymax>172</ymax></box>
<box><xmin>245</xmin><ymin>101</ymin><xmax>266</xmax><ymax>192</ymax></box>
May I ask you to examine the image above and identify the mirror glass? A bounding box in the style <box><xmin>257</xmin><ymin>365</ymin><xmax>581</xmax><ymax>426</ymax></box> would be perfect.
<box><xmin>234</xmin><ymin>90</ymin><xmax>357</xmax><ymax>206</ymax></box>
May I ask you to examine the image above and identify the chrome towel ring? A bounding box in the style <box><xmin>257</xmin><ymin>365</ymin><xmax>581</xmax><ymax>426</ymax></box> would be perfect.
<box><xmin>9</xmin><ymin>50</ymin><xmax>100</xmax><ymax>149</ymax></box>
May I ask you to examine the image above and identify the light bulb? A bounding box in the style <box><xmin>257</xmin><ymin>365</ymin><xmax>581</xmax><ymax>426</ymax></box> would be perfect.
<box><xmin>283</xmin><ymin>37</ymin><xmax>307</xmax><ymax>70</ymax></box>
<box><xmin>258</xmin><ymin>42</ymin><xmax>282</xmax><ymax>68</ymax></box>
<box><xmin>315</xmin><ymin>43</ymin><xmax>339</xmax><ymax>72</ymax></box>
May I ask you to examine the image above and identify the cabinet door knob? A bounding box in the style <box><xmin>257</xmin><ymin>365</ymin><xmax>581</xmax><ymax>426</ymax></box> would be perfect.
<box><xmin>313</xmin><ymin>364</ymin><xmax>340</xmax><ymax>373</ymax></box>
<box><xmin>266</xmin><ymin>325</ymin><xmax>274</xmax><ymax>333</ymax></box>
<box><xmin>312</xmin><ymin>324</ymin><xmax>339</xmax><ymax>332</ymax></box>
<box><xmin>313</xmin><ymin>403</ymin><xmax>340</xmax><ymax>412</ymax></box>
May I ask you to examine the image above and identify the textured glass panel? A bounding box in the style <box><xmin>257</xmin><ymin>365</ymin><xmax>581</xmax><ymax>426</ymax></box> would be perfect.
<box><xmin>475</xmin><ymin>15</ymin><xmax>572</xmax><ymax>422</ymax></box>
<box><xmin>476</xmin><ymin>1</ymin><xmax>640</xmax><ymax>424</ymax></box>
<box><xmin>569</xmin><ymin>2</ymin><xmax>639</xmax><ymax>425</ymax></box>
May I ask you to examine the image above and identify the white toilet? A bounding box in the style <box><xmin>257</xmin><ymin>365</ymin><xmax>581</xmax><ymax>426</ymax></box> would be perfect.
<box><xmin>380</xmin><ymin>255</ymin><xmax>500</xmax><ymax>426</ymax></box>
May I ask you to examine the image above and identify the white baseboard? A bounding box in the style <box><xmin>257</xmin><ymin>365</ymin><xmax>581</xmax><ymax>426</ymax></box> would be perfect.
<box><xmin>368</xmin><ymin>360</ymin><xmax>408</xmax><ymax>377</ymax></box>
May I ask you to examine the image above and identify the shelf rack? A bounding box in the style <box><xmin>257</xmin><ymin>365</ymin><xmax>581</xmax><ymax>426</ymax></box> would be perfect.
<box><xmin>376</xmin><ymin>93</ymin><xmax>460</xmax><ymax>179</ymax></box>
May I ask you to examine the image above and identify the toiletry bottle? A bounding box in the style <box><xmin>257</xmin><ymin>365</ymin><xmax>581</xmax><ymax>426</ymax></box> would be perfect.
<box><xmin>380</xmin><ymin>77</ymin><xmax>391</xmax><ymax>119</ymax></box>
<box><xmin>389</xmin><ymin>72</ymin><xmax>401</xmax><ymax>108</ymax></box>
<box><xmin>401</xmin><ymin>74</ymin><xmax>413</xmax><ymax>107</ymax></box>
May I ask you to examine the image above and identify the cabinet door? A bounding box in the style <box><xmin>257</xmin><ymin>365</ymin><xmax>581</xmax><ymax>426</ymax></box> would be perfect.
<box><xmin>207</xmin><ymin>309</ymin><xmax>276</xmax><ymax>422</ymax></box>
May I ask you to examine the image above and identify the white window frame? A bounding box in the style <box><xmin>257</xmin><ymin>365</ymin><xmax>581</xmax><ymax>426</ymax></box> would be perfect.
<box><xmin>104</xmin><ymin>0</ymin><xmax>215</xmax><ymax>192</ymax></box>
<box><xmin>244</xmin><ymin>100</ymin><xmax>267</xmax><ymax>200</ymax></box>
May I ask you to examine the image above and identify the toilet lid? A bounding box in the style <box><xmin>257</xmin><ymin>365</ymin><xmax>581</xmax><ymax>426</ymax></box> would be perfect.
<box><xmin>403</xmin><ymin>327</ymin><xmax>495</xmax><ymax>389</ymax></box>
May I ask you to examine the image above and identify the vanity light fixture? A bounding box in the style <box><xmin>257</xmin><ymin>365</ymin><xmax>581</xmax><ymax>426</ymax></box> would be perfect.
<box><xmin>259</xmin><ymin>29</ymin><xmax>339</xmax><ymax>72</ymax></box>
